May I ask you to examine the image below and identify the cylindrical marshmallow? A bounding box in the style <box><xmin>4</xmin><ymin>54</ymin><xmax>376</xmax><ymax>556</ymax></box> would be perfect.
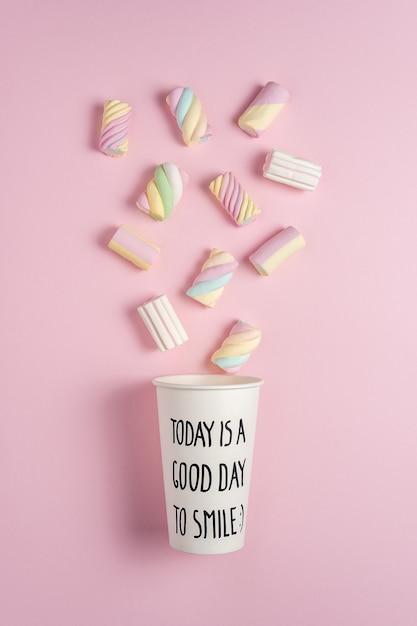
<box><xmin>136</xmin><ymin>163</ymin><xmax>188</xmax><ymax>221</ymax></box>
<box><xmin>166</xmin><ymin>87</ymin><xmax>212</xmax><ymax>146</ymax></box>
<box><xmin>249</xmin><ymin>226</ymin><xmax>305</xmax><ymax>276</ymax></box>
<box><xmin>187</xmin><ymin>248</ymin><xmax>239</xmax><ymax>308</ymax></box>
<box><xmin>263</xmin><ymin>149</ymin><xmax>322</xmax><ymax>191</ymax></box>
<box><xmin>238</xmin><ymin>82</ymin><xmax>289</xmax><ymax>138</ymax></box>
<box><xmin>137</xmin><ymin>295</ymin><xmax>188</xmax><ymax>351</ymax></box>
<box><xmin>99</xmin><ymin>99</ymin><xmax>132</xmax><ymax>157</ymax></box>
<box><xmin>108</xmin><ymin>224</ymin><xmax>160</xmax><ymax>270</ymax></box>
<box><xmin>209</xmin><ymin>172</ymin><xmax>261</xmax><ymax>226</ymax></box>
<box><xmin>211</xmin><ymin>320</ymin><xmax>262</xmax><ymax>374</ymax></box>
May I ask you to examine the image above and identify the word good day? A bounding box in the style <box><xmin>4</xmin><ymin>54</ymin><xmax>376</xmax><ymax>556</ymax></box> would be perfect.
<box><xmin>172</xmin><ymin>459</ymin><xmax>246</xmax><ymax>492</ymax></box>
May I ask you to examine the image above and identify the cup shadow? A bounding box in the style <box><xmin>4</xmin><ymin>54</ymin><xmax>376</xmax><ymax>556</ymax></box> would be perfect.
<box><xmin>102</xmin><ymin>381</ymin><xmax>167</xmax><ymax>543</ymax></box>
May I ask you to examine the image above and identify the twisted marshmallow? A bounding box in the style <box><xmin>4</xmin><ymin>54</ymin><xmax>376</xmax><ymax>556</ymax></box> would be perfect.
<box><xmin>209</xmin><ymin>172</ymin><xmax>261</xmax><ymax>226</ymax></box>
<box><xmin>211</xmin><ymin>320</ymin><xmax>262</xmax><ymax>374</ymax></box>
<box><xmin>166</xmin><ymin>87</ymin><xmax>212</xmax><ymax>146</ymax></box>
<box><xmin>186</xmin><ymin>249</ymin><xmax>238</xmax><ymax>308</ymax></box>
<box><xmin>99</xmin><ymin>99</ymin><xmax>132</xmax><ymax>157</ymax></box>
<box><xmin>136</xmin><ymin>163</ymin><xmax>188</xmax><ymax>221</ymax></box>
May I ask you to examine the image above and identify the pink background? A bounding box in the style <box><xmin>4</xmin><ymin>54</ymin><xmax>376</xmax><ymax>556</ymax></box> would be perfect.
<box><xmin>2</xmin><ymin>0</ymin><xmax>417</xmax><ymax>624</ymax></box>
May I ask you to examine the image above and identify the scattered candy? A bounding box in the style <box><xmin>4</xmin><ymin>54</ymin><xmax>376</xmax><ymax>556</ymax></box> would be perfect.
<box><xmin>211</xmin><ymin>320</ymin><xmax>262</xmax><ymax>373</ymax></box>
<box><xmin>249</xmin><ymin>226</ymin><xmax>305</xmax><ymax>276</ymax></box>
<box><xmin>99</xmin><ymin>99</ymin><xmax>132</xmax><ymax>157</ymax></box>
<box><xmin>187</xmin><ymin>249</ymin><xmax>239</xmax><ymax>308</ymax></box>
<box><xmin>238</xmin><ymin>81</ymin><xmax>289</xmax><ymax>138</ymax></box>
<box><xmin>136</xmin><ymin>163</ymin><xmax>188</xmax><ymax>221</ymax></box>
<box><xmin>98</xmin><ymin>83</ymin><xmax>317</xmax><ymax>366</ymax></box>
<box><xmin>108</xmin><ymin>225</ymin><xmax>160</xmax><ymax>270</ymax></box>
<box><xmin>263</xmin><ymin>149</ymin><xmax>322</xmax><ymax>191</ymax></box>
<box><xmin>209</xmin><ymin>172</ymin><xmax>261</xmax><ymax>226</ymax></box>
<box><xmin>137</xmin><ymin>295</ymin><xmax>188</xmax><ymax>351</ymax></box>
<box><xmin>166</xmin><ymin>87</ymin><xmax>212</xmax><ymax>146</ymax></box>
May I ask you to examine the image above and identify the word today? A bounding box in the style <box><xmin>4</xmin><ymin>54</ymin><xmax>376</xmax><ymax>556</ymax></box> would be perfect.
<box><xmin>170</xmin><ymin>418</ymin><xmax>246</xmax><ymax>447</ymax></box>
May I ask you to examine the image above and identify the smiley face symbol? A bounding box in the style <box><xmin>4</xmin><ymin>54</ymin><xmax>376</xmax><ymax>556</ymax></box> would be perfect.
<box><xmin>239</xmin><ymin>504</ymin><xmax>245</xmax><ymax>533</ymax></box>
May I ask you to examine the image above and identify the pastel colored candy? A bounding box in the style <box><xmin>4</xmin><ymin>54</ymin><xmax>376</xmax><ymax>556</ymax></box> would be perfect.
<box><xmin>166</xmin><ymin>87</ymin><xmax>212</xmax><ymax>146</ymax></box>
<box><xmin>238</xmin><ymin>82</ymin><xmax>289</xmax><ymax>138</ymax></box>
<box><xmin>249</xmin><ymin>226</ymin><xmax>305</xmax><ymax>276</ymax></box>
<box><xmin>187</xmin><ymin>248</ymin><xmax>239</xmax><ymax>308</ymax></box>
<box><xmin>211</xmin><ymin>320</ymin><xmax>262</xmax><ymax>374</ymax></box>
<box><xmin>108</xmin><ymin>224</ymin><xmax>160</xmax><ymax>270</ymax></box>
<box><xmin>137</xmin><ymin>295</ymin><xmax>188</xmax><ymax>351</ymax></box>
<box><xmin>263</xmin><ymin>149</ymin><xmax>322</xmax><ymax>191</ymax></box>
<box><xmin>99</xmin><ymin>99</ymin><xmax>132</xmax><ymax>157</ymax></box>
<box><xmin>136</xmin><ymin>163</ymin><xmax>188</xmax><ymax>221</ymax></box>
<box><xmin>209</xmin><ymin>172</ymin><xmax>261</xmax><ymax>226</ymax></box>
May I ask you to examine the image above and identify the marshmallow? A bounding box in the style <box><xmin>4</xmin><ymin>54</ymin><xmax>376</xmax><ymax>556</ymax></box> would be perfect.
<box><xmin>187</xmin><ymin>249</ymin><xmax>239</xmax><ymax>308</ymax></box>
<box><xmin>238</xmin><ymin>82</ymin><xmax>289</xmax><ymax>138</ymax></box>
<box><xmin>263</xmin><ymin>149</ymin><xmax>322</xmax><ymax>191</ymax></box>
<box><xmin>209</xmin><ymin>172</ymin><xmax>261</xmax><ymax>226</ymax></box>
<box><xmin>137</xmin><ymin>295</ymin><xmax>188</xmax><ymax>351</ymax></box>
<box><xmin>211</xmin><ymin>320</ymin><xmax>262</xmax><ymax>374</ymax></box>
<box><xmin>108</xmin><ymin>225</ymin><xmax>160</xmax><ymax>270</ymax></box>
<box><xmin>136</xmin><ymin>163</ymin><xmax>188</xmax><ymax>221</ymax></box>
<box><xmin>249</xmin><ymin>226</ymin><xmax>305</xmax><ymax>276</ymax></box>
<box><xmin>166</xmin><ymin>87</ymin><xmax>212</xmax><ymax>146</ymax></box>
<box><xmin>99</xmin><ymin>100</ymin><xmax>132</xmax><ymax>157</ymax></box>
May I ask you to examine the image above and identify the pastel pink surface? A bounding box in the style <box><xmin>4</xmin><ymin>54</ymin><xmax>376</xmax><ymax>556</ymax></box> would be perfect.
<box><xmin>2</xmin><ymin>1</ymin><xmax>417</xmax><ymax>626</ymax></box>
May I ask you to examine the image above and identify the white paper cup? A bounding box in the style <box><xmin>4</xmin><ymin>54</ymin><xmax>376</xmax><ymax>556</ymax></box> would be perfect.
<box><xmin>153</xmin><ymin>374</ymin><xmax>263</xmax><ymax>554</ymax></box>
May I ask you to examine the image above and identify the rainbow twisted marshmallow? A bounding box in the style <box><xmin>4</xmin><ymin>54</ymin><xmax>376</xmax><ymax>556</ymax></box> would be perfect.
<box><xmin>99</xmin><ymin>100</ymin><xmax>132</xmax><ymax>157</ymax></box>
<box><xmin>249</xmin><ymin>226</ymin><xmax>305</xmax><ymax>276</ymax></box>
<box><xmin>238</xmin><ymin>82</ymin><xmax>289</xmax><ymax>138</ymax></box>
<box><xmin>263</xmin><ymin>149</ymin><xmax>322</xmax><ymax>191</ymax></box>
<box><xmin>137</xmin><ymin>295</ymin><xmax>188</xmax><ymax>351</ymax></box>
<box><xmin>187</xmin><ymin>249</ymin><xmax>239</xmax><ymax>308</ymax></box>
<box><xmin>166</xmin><ymin>87</ymin><xmax>212</xmax><ymax>146</ymax></box>
<box><xmin>211</xmin><ymin>320</ymin><xmax>262</xmax><ymax>374</ymax></box>
<box><xmin>209</xmin><ymin>172</ymin><xmax>261</xmax><ymax>226</ymax></box>
<box><xmin>136</xmin><ymin>163</ymin><xmax>188</xmax><ymax>221</ymax></box>
<box><xmin>108</xmin><ymin>224</ymin><xmax>160</xmax><ymax>270</ymax></box>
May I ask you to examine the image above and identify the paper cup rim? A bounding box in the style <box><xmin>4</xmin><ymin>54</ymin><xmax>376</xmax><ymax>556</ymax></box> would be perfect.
<box><xmin>152</xmin><ymin>374</ymin><xmax>264</xmax><ymax>390</ymax></box>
